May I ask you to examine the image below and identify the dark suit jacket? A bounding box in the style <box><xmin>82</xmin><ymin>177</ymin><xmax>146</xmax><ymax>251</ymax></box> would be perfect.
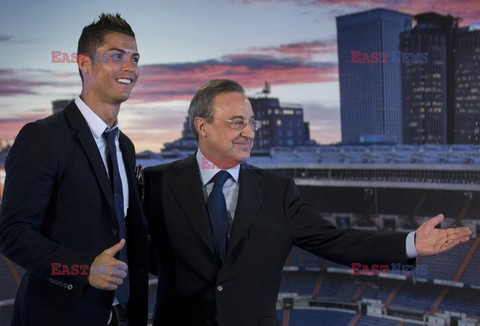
<box><xmin>143</xmin><ymin>155</ymin><xmax>413</xmax><ymax>326</ymax></box>
<box><xmin>0</xmin><ymin>102</ymin><xmax>148</xmax><ymax>326</ymax></box>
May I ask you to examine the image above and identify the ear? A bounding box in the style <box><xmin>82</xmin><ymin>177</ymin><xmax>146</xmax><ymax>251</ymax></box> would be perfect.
<box><xmin>77</xmin><ymin>53</ymin><xmax>92</xmax><ymax>78</ymax></box>
<box><xmin>194</xmin><ymin>117</ymin><xmax>208</xmax><ymax>138</ymax></box>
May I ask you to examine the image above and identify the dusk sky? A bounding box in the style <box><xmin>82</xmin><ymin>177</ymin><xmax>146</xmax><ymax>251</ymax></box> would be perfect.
<box><xmin>1</xmin><ymin>0</ymin><xmax>479</xmax><ymax>152</ymax></box>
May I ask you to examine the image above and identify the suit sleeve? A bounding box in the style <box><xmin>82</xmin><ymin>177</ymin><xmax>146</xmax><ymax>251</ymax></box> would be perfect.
<box><xmin>284</xmin><ymin>178</ymin><xmax>414</xmax><ymax>267</ymax></box>
<box><xmin>0</xmin><ymin>122</ymin><xmax>95</xmax><ymax>295</ymax></box>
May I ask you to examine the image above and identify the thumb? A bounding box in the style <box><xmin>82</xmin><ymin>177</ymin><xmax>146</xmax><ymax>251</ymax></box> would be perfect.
<box><xmin>103</xmin><ymin>239</ymin><xmax>125</xmax><ymax>257</ymax></box>
<box><xmin>426</xmin><ymin>214</ymin><xmax>444</xmax><ymax>228</ymax></box>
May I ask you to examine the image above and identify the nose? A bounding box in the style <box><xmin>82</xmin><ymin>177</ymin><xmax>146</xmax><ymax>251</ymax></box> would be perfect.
<box><xmin>240</xmin><ymin>122</ymin><xmax>255</xmax><ymax>139</ymax></box>
<box><xmin>122</xmin><ymin>55</ymin><xmax>136</xmax><ymax>73</ymax></box>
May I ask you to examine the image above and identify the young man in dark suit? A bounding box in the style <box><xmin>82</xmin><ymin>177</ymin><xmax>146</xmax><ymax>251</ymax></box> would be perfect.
<box><xmin>143</xmin><ymin>79</ymin><xmax>472</xmax><ymax>326</ymax></box>
<box><xmin>0</xmin><ymin>13</ymin><xmax>148</xmax><ymax>326</ymax></box>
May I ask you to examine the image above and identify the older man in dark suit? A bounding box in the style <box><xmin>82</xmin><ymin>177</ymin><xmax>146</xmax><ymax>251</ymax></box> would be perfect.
<box><xmin>0</xmin><ymin>13</ymin><xmax>148</xmax><ymax>326</ymax></box>
<box><xmin>143</xmin><ymin>79</ymin><xmax>471</xmax><ymax>326</ymax></box>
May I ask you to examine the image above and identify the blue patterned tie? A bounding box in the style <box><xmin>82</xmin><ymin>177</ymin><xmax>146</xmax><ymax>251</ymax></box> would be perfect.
<box><xmin>206</xmin><ymin>171</ymin><xmax>230</xmax><ymax>265</ymax></box>
<box><xmin>104</xmin><ymin>128</ymin><xmax>130</xmax><ymax>306</ymax></box>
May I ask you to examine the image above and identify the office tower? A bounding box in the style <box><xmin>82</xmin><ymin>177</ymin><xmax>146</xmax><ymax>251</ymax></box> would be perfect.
<box><xmin>249</xmin><ymin>97</ymin><xmax>311</xmax><ymax>150</ymax></box>
<box><xmin>453</xmin><ymin>26</ymin><xmax>480</xmax><ymax>144</ymax></box>
<box><xmin>401</xmin><ymin>13</ymin><xmax>480</xmax><ymax>145</ymax></box>
<box><xmin>401</xmin><ymin>13</ymin><xmax>458</xmax><ymax>144</ymax></box>
<box><xmin>337</xmin><ymin>8</ymin><xmax>412</xmax><ymax>144</ymax></box>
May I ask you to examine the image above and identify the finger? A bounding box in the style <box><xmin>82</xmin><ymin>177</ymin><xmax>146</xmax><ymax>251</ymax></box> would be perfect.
<box><xmin>109</xmin><ymin>264</ymin><xmax>127</xmax><ymax>278</ymax></box>
<box><xmin>426</xmin><ymin>214</ymin><xmax>444</xmax><ymax>228</ymax></box>
<box><xmin>112</xmin><ymin>260</ymin><xmax>128</xmax><ymax>271</ymax></box>
<box><xmin>109</xmin><ymin>276</ymin><xmax>124</xmax><ymax>286</ymax></box>
<box><xmin>103</xmin><ymin>239</ymin><xmax>125</xmax><ymax>257</ymax></box>
<box><xmin>445</xmin><ymin>227</ymin><xmax>471</xmax><ymax>235</ymax></box>
<box><xmin>112</xmin><ymin>270</ymin><xmax>128</xmax><ymax>279</ymax></box>
<box><xmin>456</xmin><ymin>227</ymin><xmax>472</xmax><ymax>236</ymax></box>
<box><xmin>106</xmin><ymin>284</ymin><xmax>118</xmax><ymax>290</ymax></box>
<box><xmin>445</xmin><ymin>227</ymin><xmax>472</xmax><ymax>239</ymax></box>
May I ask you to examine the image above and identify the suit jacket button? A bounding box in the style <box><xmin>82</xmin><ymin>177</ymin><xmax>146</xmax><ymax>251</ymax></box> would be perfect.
<box><xmin>68</xmin><ymin>284</ymin><xmax>73</xmax><ymax>290</ymax></box>
<box><xmin>112</xmin><ymin>228</ymin><xmax>118</xmax><ymax>235</ymax></box>
<box><xmin>216</xmin><ymin>285</ymin><xmax>223</xmax><ymax>292</ymax></box>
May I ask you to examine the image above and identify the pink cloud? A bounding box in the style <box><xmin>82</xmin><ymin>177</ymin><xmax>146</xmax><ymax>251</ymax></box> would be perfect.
<box><xmin>236</xmin><ymin>0</ymin><xmax>480</xmax><ymax>25</ymax></box>
<box><xmin>248</xmin><ymin>40</ymin><xmax>338</xmax><ymax>59</ymax></box>
<box><xmin>310</xmin><ymin>0</ymin><xmax>480</xmax><ymax>25</ymax></box>
<box><xmin>130</xmin><ymin>54</ymin><xmax>337</xmax><ymax>104</ymax></box>
<box><xmin>0</xmin><ymin>69</ymin><xmax>78</xmax><ymax>97</ymax></box>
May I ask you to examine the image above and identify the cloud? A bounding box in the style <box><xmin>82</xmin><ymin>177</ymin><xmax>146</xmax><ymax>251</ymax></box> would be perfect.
<box><xmin>131</xmin><ymin>53</ymin><xmax>338</xmax><ymax>104</ymax></box>
<box><xmin>0</xmin><ymin>35</ymin><xmax>12</xmax><ymax>43</ymax></box>
<box><xmin>233</xmin><ymin>0</ymin><xmax>480</xmax><ymax>25</ymax></box>
<box><xmin>120</xmin><ymin>102</ymin><xmax>191</xmax><ymax>152</ymax></box>
<box><xmin>247</xmin><ymin>39</ymin><xmax>338</xmax><ymax>60</ymax></box>
<box><xmin>0</xmin><ymin>69</ymin><xmax>79</xmax><ymax>97</ymax></box>
<box><xmin>0</xmin><ymin>38</ymin><xmax>340</xmax><ymax>150</ymax></box>
<box><xmin>300</xmin><ymin>0</ymin><xmax>480</xmax><ymax>25</ymax></box>
<box><xmin>302</xmin><ymin>101</ymin><xmax>341</xmax><ymax>144</ymax></box>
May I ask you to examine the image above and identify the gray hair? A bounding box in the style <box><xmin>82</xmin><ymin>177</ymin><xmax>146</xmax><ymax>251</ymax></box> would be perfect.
<box><xmin>188</xmin><ymin>79</ymin><xmax>245</xmax><ymax>139</ymax></box>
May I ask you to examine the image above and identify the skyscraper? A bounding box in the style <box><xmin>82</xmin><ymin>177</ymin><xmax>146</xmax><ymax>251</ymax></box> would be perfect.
<box><xmin>401</xmin><ymin>13</ymin><xmax>480</xmax><ymax>145</ymax></box>
<box><xmin>336</xmin><ymin>8</ymin><xmax>412</xmax><ymax>144</ymax></box>
<box><xmin>400</xmin><ymin>13</ymin><xmax>457</xmax><ymax>144</ymax></box>
<box><xmin>453</xmin><ymin>26</ymin><xmax>480</xmax><ymax>144</ymax></box>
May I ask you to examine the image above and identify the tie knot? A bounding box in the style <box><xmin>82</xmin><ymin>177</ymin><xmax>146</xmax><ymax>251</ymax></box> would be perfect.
<box><xmin>211</xmin><ymin>170</ymin><xmax>230</xmax><ymax>187</ymax></box>
<box><xmin>103</xmin><ymin>128</ymin><xmax>119</xmax><ymax>145</ymax></box>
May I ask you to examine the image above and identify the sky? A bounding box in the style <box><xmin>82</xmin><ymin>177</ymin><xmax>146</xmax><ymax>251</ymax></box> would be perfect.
<box><xmin>1</xmin><ymin>0</ymin><xmax>479</xmax><ymax>152</ymax></box>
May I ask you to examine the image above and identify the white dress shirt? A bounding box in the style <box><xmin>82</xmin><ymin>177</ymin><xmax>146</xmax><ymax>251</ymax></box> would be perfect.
<box><xmin>196</xmin><ymin>149</ymin><xmax>240</xmax><ymax>235</ymax></box>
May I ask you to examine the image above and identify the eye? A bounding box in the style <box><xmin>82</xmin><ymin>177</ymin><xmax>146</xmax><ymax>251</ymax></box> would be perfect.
<box><xmin>232</xmin><ymin>119</ymin><xmax>245</xmax><ymax>128</ymax></box>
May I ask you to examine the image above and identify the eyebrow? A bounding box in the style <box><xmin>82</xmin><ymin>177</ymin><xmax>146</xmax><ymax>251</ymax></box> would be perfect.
<box><xmin>105</xmin><ymin>48</ymin><xmax>140</xmax><ymax>57</ymax></box>
<box><xmin>228</xmin><ymin>115</ymin><xmax>255</xmax><ymax>120</ymax></box>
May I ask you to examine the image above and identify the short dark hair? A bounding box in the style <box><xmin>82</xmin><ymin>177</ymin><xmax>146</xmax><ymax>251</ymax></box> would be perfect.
<box><xmin>77</xmin><ymin>13</ymin><xmax>135</xmax><ymax>82</ymax></box>
<box><xmin>188</xmin><ymin>79</ymin><xmax>245</xmax><ymax>139</ymax></box>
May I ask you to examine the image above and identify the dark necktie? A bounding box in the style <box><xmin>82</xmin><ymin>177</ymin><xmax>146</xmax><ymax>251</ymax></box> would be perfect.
<box><xmin>206</xmin><ymin>170</ymin><xmax>230</xmax><ymax>265</ymax></box>
<box><xmin>103</xmin><ymin>128</ymin><xmax>130</xmax><ymax>306</ymax></box>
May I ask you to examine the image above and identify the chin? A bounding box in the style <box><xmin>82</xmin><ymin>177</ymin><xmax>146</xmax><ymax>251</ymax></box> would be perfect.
<box><xmin>236</xmin><ymin>153</ymin><xmax>251</xmax><ymax>161</ymax></box>
<box><xmin>115</xmin><ymin>94</ymin><xmax>131</xmax><ymax>103</ymax></box>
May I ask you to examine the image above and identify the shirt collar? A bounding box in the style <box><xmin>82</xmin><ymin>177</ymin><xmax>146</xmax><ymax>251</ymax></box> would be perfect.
<box><xmin>196</xmin><ymin>148</ymin><xmax>240</xmax><ymax>186</ymax></box>
<box><xmin>74</xmin><ymin>96</ymin><xmax>119</xmax><ymax>139</ymax></box>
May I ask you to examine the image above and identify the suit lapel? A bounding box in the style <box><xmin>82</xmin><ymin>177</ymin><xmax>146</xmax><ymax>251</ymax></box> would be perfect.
<box><xmin>170</xmin><ymin>156</ymin><xmax>215</xmax><ymax>255</ymax></box>
<box><xmin>227</xmin><ymin>163</ymin><xmax>263</xmax><ymax>259</ymax></box>
<box><xmin>64</xmin><ymin>102</ymin><xmax>116</xmax><ymax>215</ymax></box>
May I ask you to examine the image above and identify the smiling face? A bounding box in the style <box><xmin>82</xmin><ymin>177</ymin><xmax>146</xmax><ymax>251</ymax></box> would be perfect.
<box><xmin>79</xmin><ymin>31</ymin><xmax>139</xmax><ymax>107</ymax></box>
<box><xmin>196</xmin><ymin>91</ymin><xmax>255</xmax><ymax>169</ymax></box>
